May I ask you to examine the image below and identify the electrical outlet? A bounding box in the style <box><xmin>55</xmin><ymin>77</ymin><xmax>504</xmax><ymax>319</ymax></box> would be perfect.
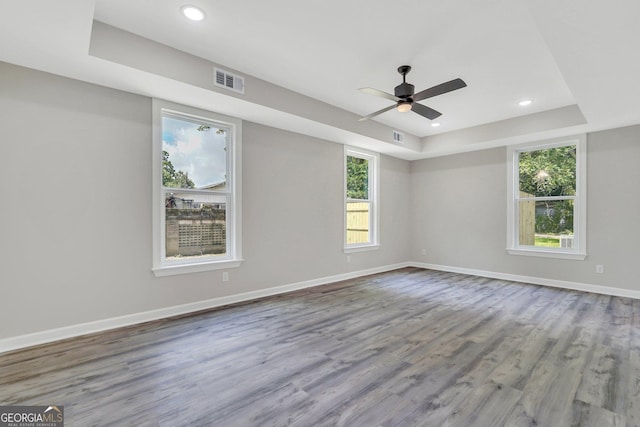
<box><xmin>595</xmin><ymin>265</ymin><xmax>604</xmax><ymax>274</ymax></box>
<box><xmin>421</xmin><ymin>249</ymin><xmax>427</xmax><ymax>255</ymax></box>
<box><xmin>222</xmin><ymin>271</ymin><xmax>229</xmax><ymax>282</ymax></box>
<box><xmin>347</xmin><ymin>255</ymin><xmax>351</xmax><ymax>263</ymax></box>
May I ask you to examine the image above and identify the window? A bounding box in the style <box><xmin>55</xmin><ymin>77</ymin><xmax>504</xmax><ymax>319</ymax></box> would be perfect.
<box><xmin>344</xmin><ymin>146</ymin><xmax>379</xmax><ymax>252</ymax></box>
<box><xmin>152</xmin><ymin>99</ymin><xmax>242</xmax><ymax>276</ymax></box>
<box><xmin>507</xmin><ymin>136</ymin><xmax>586</xmax><ymax>259</ymax></box>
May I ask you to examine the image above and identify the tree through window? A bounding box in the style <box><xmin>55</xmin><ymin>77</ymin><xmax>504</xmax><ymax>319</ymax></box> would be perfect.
<box><xmin>518</xmin><ymin>144</ymin><xmax>576</xmax><ymax>248</ymax></box>
<box><xmin>152</xmin><ymin>100</ymin><xmax>242</xmax><ymax>276</ymax></box>
<box><xmin>345</xmin><ymin>147</ymin><xmax>379</xmax><ymax>250</ymax></box>
<box><xmin>507</xmin><ymin>136</ymin><xmax>586</xmax><ymax>259</ymax></box>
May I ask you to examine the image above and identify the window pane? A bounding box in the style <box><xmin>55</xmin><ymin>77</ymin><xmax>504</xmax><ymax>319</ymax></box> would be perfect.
<box><xmin>346</xmin><ymin>156</ymin><xmax>369</xmax><ymax>199</ymax></box>
<box><xmin>165</xmin><ymin>191</ymin><xmax>227</xmax><ymax>259</ymax></box>
<box><xmin>346</xmin><ymin>201</ymin><xmax>370</xmax><ymax>244</ymax></box>
<box><xmin>519</xmin><ymin>199</ymin><xmax>574</xmax><ymax>248</ymax></box>
<box><xmin>162</xmin><ymin>115</ymin><xmax>227</xmax><ymax>190</ymax></box>
<box><xmin>519</xmin><ymin>145</ymin><xmax>576</xmax><ymax>197</ymax></box>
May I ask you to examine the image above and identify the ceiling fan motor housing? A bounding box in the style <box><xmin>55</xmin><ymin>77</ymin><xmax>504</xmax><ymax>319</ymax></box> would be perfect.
<box><xmin>394</xmin><ymin>82</ymin><xmax>415</xmax><ymax>99</ymax></box>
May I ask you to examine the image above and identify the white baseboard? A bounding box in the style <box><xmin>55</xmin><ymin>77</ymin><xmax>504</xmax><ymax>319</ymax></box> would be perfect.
<box><xmin>410</xmin><ymin>261</ymin><xmax>640</xmax><ymax>300</ymax></box>
<box><xmin>0</xmin><ymin>262</ymin><xmax>411</xmax><ymax>354</ymax></box>
<box><xmin>3</xmin><ymin>260</ymin><xmax>637</xmax><ymax>354</ymax></box>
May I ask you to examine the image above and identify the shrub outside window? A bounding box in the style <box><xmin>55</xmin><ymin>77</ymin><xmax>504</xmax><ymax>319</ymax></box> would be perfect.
<box><xmin>507</xmin><ymin>136</ymin><xmax>586</xmax><ymax>260</ymax></box>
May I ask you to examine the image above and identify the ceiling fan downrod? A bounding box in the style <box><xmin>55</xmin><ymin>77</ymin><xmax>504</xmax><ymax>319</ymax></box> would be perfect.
<box><xmin>395</xmin><ymin>65</ymin><xmax>415</xmax><ymax>100</ymax></box>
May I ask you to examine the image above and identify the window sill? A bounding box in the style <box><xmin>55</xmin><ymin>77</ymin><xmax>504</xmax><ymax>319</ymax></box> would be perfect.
<box><xmin>153</xmin><ymin>259</ymin><xmax>243</xmax><ymax>277</ymax></box>
<box><xmin>344</xmin><ymin>244</ymin><xmax>380</xmax><ymax>254</ymax></box>
<box><xmin>506</xmin><ymin>248</ymin><xmax>587</xmax><ymax>260</ymax></box>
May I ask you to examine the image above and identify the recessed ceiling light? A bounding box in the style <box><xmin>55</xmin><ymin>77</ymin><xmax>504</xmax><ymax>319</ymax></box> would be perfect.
<box><xmin>431</xmin><ymin>122</ymin><xmax>441</xmax><ymax>127</ymax></box>
<box><xmin>181</xmin><ymin>5</ymin><xmax>206</xmax><ymax>21</ymax></box>
<box><xmin>519</xmin><ymin>99</ymin><xmax>533</xmax><ymax>106</ymax></box>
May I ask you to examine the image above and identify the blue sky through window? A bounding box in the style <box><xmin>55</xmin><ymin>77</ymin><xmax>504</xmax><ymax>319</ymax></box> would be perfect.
<box><xmin>162</xmin><ymin>116</ymin><xmax>227</xmax><ymax>188</ymax></box>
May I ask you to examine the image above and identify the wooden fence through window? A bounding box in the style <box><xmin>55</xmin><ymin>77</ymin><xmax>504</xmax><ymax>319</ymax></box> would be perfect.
<box><xmin>347</xmin><ymin>201</ymin><xmax>370</xmax><ymax>244</ymax></box>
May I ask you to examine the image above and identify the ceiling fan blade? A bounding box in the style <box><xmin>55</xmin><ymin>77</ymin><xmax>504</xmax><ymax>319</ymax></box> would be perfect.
<box><xmin>413</xmin><ymin>78</ymin><xmax>467</xmax><ymax>102</ymax></box>
<box><xmin>411</xmin><ymin>103</ymin><xmax>442</xmax><ymax>120</ymax></box>
<box><xmin>358</xmin><ymin>104</ymin><xmax>397</xmax><ymax>121</ymax></box>
<box><xmin>359</xmin><ymin>87</ymin><xmax>400</xmax><ymax>102</ymax></box>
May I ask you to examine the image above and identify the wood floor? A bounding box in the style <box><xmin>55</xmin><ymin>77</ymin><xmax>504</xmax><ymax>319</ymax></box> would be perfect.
<box><xmin>1</xmin><ymin>268</ymin><xmax>639</xmax><ymax>426</ymax></box>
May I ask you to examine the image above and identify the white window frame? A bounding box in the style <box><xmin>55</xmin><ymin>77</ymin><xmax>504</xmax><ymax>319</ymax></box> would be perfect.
<box><xmin>152</xmin><ymin>99</ymin><xmax>242</xmax><ymax>276</ymax></box>
<box><xmin>506</xmin><ymin>135</ymin><xmax>586</xmax><ymax>260</ymax></box>
<box><xmin>344</xmin><ymin>146</ymin><xmax>380</xmax><ymax>253</ymax></box>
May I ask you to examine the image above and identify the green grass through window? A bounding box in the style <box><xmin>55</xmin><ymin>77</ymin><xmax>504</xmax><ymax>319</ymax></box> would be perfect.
<box><xmin>535</xmin><ymin>236</ymin><xmax>560</xmax><ymax>248</ymax></box>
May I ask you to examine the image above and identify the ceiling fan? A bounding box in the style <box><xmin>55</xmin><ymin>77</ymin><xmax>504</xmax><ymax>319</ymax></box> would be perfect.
<box><xmin>358</xmin><ymin>65</ymin><xmax>467</xmax><ymax>121</ymax></box>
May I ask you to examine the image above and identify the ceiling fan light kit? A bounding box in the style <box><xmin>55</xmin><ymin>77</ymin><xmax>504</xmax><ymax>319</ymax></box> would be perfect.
<box><xmin>397</xmin><ymin>101</ymin><xmax>412</xmax><ymax>113</ymax></box>
<box><xmin>359</xmin><ymin>65</ymin><xmax>467</xmax><ymax>122</ymax></box>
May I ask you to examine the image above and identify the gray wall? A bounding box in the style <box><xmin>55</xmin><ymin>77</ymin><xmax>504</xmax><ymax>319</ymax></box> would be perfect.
<box><xmin>0</xmin><ymin>62</ymin><xmax>411</xmax><ymax>339</ymax></box>
<box><xmin>411</xmin><ymin>126</ymin><xmax>640</xmax><ymax>292</ymax></box>
<box><xmin>2</xmin><ymin>59</ymin><xmax>639</xmax><ymax>342</ymax></box>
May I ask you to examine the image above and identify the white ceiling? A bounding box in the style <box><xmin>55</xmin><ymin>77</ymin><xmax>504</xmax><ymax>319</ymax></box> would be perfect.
<box><xmin>2</xmin><ymin>0</ymin><xmax>640</xmax><ymax>158</ymax></box>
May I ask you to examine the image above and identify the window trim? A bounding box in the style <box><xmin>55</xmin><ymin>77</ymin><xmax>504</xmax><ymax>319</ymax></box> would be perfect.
<box><xmin>506</xmin><ymin>135</ymin><xmax>587</xmax><ymax>260</ymax></box>
<box><xmin>152</xmin><ymin>99</ymin><xmax>242</xmax><ymax>276</ymax></box>
<box><xmin>344</xmin><ymin>146</ymin><xmax>380</xmax><ymax>253</ymax></box>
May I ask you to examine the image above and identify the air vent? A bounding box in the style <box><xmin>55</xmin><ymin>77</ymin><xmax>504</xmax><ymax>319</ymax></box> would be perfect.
<box><xmin>214</xmin><ymin>68</ymin><xmax>245</xmax><ymax>94</ymax></box>
<box><xmin>393</xmin><ymin>130</ymin><xmax>404</xmax><ymax>143</ymax></box>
